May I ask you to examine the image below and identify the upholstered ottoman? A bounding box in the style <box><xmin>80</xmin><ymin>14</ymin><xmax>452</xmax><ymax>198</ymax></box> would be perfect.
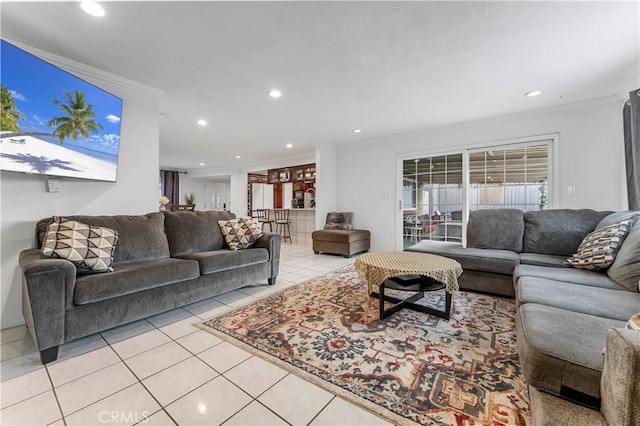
<box><xmin>312</xmin><ymin>229</ymin><xmax>370</xmax><ymax>257</ymax></box>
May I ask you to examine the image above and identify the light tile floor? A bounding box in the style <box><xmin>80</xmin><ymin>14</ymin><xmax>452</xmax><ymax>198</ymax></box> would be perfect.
<box><xmin>0</xmin><ymin>244</ymin><xmax>391</xmax><ymax>426</ymax></box>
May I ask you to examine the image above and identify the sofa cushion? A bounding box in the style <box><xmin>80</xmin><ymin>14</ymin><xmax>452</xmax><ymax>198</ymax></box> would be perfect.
<box><xmin>516</xmin><ymin>303</ymin><xmax>626</xmax><ymax>399</ymax></box>
<box><xmin>406</xmin><ymin>240</ymin><xmax>519</xmax><ymax>275</ymax></box>
<box><xmin>596</xmin><ymin>210</ymin><xmax>640</xmax><ymax>230</ymax></box>
<box><xmin>514</xmin><ymin>265</ymin><xmax>625</xmax><ymax>291</ymax></box>
<box><xmin>218</xmin><ymin>217</ymin><xmax>264</xmax><ymax>250</ymax></box>
<box><xmin>163</xmin><ymin>211</ymin><xmax>235</xmax><ymax>256</ymax></box>
<box><xmin>73</xmin><ymin>258</ymin><xmax>200</xmax><ymax>305</ymax></box>
<box><xmin>607</xmin><ymin>220</ymin><xmax>640</xmax><ymax>292</ymax></box>
<box><xmin>37</xmin><ymin>213</ymin><xmax>169</xmax><ymax>264</ymax></box>
<box><xmin>179</xmin><ymin>248</ymin><xmax>269</xmax><ymax>275</ymax></box>
<box><xmin>516</xmin><ymin>277</ymin><xmax>640</xmax><ymax>321</ymax></box>
<box><xmin>565</xmin><ymin>219</ymin><xmax>634</xmax><ymax>271</ymax></box>
<box><xmin>519</xmin><ymin>253</ymin><xmax>568</xmax><ymax>268</ymax></box>
<box><xmin>466</xmin><ymin>209</ymin><xmax>524</xmax><ymax>252</ymax></box>
<box><xmin>523</xmin><ymin>209</ymin><xmax>612</xmax><ymax>256</ymax></box>
<box><xmin>42</xmin><ymin>217</ymin><xmax>118</xmax><ymax>273</ymax></box>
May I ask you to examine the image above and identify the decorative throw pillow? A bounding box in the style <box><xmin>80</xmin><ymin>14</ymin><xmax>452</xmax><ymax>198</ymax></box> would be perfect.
<box><xmin>565</xmin><ymin>219</ymin><xmax>633</xmax><ymax>271</ymax></box>
<box><xmin>218</xmin><ymin>217</ymin><xmax>263</xmax><ymax>250</ymax></box>
<box><xmin>627</xmin><ymin>313</ymin><xmax>640</xmax><ymax>331</ymax></box>
<box><xmin>41</xmin><ymin>217</ymin><xmax>118</xmax><ymax>273</ymax></box>
<box><xmin>324</xmin><ymin>212</ymin><xmax>354</xmax><ymax>230</ymax></box>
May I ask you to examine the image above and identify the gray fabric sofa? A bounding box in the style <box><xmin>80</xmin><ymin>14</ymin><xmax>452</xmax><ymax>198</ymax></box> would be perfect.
<box><xmin>407</xmin><ymin>209</ymin><xmax>640</xmax><ymax>424</ymax></box>
<box><xmin>19</xmin><ymin>211</ymin><xmax>281</xmax><ymax>364</ymax></box>
<box><xmin>407</xmin><ymin>209</ymin><xmax>615</xmax><ymax>296</ymax></box>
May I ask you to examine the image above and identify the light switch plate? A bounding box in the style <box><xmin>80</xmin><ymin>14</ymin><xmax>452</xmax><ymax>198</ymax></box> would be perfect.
<box><xmin>46</xmin><ymin>177</ymin><xmax>60</xmax><ymax>193</ymax></box>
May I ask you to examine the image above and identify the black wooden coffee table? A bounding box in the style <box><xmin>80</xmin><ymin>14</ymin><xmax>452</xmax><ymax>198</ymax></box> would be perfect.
<box><xmin>376</xmin><ymin>274</ymin><xmax>452</xmax><ymax>320</ymax></box>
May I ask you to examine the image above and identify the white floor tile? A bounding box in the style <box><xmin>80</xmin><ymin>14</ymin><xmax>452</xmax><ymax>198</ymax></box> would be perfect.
<box><xmin>165</xmin><ymin>376</ymin><xmax>251</xmax><ymax>425</ymax></box>
<box><xmin>310</xmin><ymin>397</ymin><xmax>391</xmax><ymax>425</ymax></box>
<box><xmin>143</xmin><ymin>356</ymin><xmax>218</xmax><ymax>406</ymax></box>
<box><xmin>64</xmin><ymin>383</ymin><xmax>160</xmax><ymax>426</ymax></box>
<box><xmin>108</xmin><ymin>329</ymin><xmax>173</xmax><ymax>360</ymax></box>
<box><xmin>224</xmin><ymin>356</ymin><xmax>287</xmax><ymax>398</ymax></box>
<box><xmin>135</xmin><ymin>409</ymin><xmax>176</xmax><ymax>425</ymax></box>
<box><xmin>47</xmin><ymin>345</ymin><xmax>121</xmax><ymax>387</ymax></box>
<box><xmin>236</xmin><ymin>284</ymin><xmax>275</xmax><ymax>298</ymax></box>
<box><xmin>147</xmin><ymin>309</ymin><xmax>201</xmax><ymax>339</ymax></box>
<box><xmin>0</xmin><ymin>351</ymin><xmax>44</xmax><ymax>382</ymax></box>
<box><xmin>101</xmin><ymin>320</ymin><xmax>156</xmax><ymax>344</ymax></box>
<box><xmin>258</xmin><ymin>374</ymin><xmax>333</xmax><ymax>425</ymax></box>
<box><xmin>224</xmin><ymin>400</ymin><xmax>287</xmax><ymax>425</ymax></box>
<box><xmin>0</xmin><ymin>337</ymin><xmax>37</xmax><ymax>361</ymax></box>
<box><xmin>55</xmin><ymin>362</ymin><xmax>137</xmax><ymax>416</ymax></box>
<box><xmin>0</xmin><ymin>390</ymin><xmax>61</xmax><ymax>425</ymax></box>
<box><xmin>0</xmin><ymin>367</ymin><xmax>51</xmax><ymax>409</ymax></box>
<box><xmin>125</xmin><ymin>341</ymin><xmax>191</xmax><ymax>380</ymax></box>
<box><xmin>0</xmin><ymin>325</ymin><xmax>30</xmax><ymax>345</ymax></box>
<box><xmin>198</xmin><ymin>341</ymin><xmax>252</xmax><ymax>373</ymax></box>
<box><xmin>176</xmin><ymin>330</ymin><xmax>223</xmax><ymax>354</ymax></box>
<box><xmin>157</xmin><ymin>316</ymin><xmax>201</xmax><ymax>340</ymax></box>
<box><xmin>214</xmin><ymin>290</ymin><xmax>256</xmax><ymax>308</ymax></box>
<box><xmin>55</xmin><ymin>333</ymin><xmax>108</xmax><ymax>361</ymax></box>
<box><xmin>183</xmin><ymin>297</ymin><xmax>232</xmax><ymax>320</ymax></box>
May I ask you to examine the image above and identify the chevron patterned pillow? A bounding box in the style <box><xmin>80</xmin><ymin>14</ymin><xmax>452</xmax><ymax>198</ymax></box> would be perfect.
<box><xmin>218</xmin><ymin>217</ymin><xmax>264</xmax><ymax>250</ymax></box>
<box><xmin>565</xmin><ymin>219</ymin><xmax>633</xmax><ymax>271</ymax></box>
<box><xmin>41</xmin><ymin>217</ymin><xmax>119</xmax><ymax>273</ymax></box>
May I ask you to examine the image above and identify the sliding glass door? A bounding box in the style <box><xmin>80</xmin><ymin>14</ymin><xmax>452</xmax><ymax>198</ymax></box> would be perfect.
<box><xmin>402</xmin><ymin>154</ymin><xmax>463</xmax><ymax>248</ymax></box>
<box><xmin>401</xmin><ymin>138</ymin><xmax>552</xmax><ymax>249</ymax></box>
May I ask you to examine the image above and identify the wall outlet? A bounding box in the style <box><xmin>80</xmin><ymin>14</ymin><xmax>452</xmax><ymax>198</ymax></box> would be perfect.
<box><xmin>567</xmin><ymin>185</ymin><xmax>576</xmax><ymax>195</ymax></box>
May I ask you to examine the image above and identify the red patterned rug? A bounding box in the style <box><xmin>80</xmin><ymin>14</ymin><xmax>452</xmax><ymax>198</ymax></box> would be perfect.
<box><xmin>199</xmin><ymin>265</ymin><xmax>531</xmax><ymax>425</ymax></box>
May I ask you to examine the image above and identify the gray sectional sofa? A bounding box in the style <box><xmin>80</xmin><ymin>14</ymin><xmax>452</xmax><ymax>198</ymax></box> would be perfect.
<box><xmin>20</xmin><ymin>211</ymin><xmax>281</xmax><ymax>364</ymax></box>
<box><xmin>407</xmin><ymin>209</ymin><xmax>640</xmax><ymax>424</ymax></box>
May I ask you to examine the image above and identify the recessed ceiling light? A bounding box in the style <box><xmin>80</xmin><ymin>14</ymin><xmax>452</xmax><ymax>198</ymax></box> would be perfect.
<box><xmin>267</xmin><ymin>90</ymin><xmax>282</xmax><ymax>98</ymax></box>
<box><xmin>352</xmin><ymin>129</ymin><xmax>362</xmax><ymax>133</ymax></box>
<box><xmin>235</xmin><ymin>155</ymin><xmax>241</xmax><ymax>159</ymax></box>
<box><xmin>286</xmin><ymin>143</ymin><xmax>293</xmax><ymax>148</ymax></box>
<box><xmin>197</xmin><ymin>120</ymin><xmax>207</xmax><ymax>126</ymax></box>
<box><xmin>199</xmin><ymin>163</ymin><xmax>205</xmax><ymax>166</ymax></box>
<box><xmin>524</xmin><ymin>90</ymin><xmax>542</xmax><ymax>97</ymax></box>
<box><xmin>80</xmin><ymin>1</ymin><xmax>105</xmax><ymax>17</ymax></box>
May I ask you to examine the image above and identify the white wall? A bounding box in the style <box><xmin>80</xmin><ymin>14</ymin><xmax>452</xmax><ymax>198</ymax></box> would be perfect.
<box><xmin>0</xmin><ymin>46</ymin><xmax>161</xmax><ymax>328</ymax></box>
<box><xmin>315</xmin><ymin>143</ymin><xmax>337</xmax><ymax>229</ymax></box>
<box><xmin>336</xmin><ymin>98</ymin><xmax>627</xmax><ymax>252</ymax></box>
<box><xmin>178</xmin><ymin>175</ymin><xmax>230</xmax><ymax>211</ymax></box>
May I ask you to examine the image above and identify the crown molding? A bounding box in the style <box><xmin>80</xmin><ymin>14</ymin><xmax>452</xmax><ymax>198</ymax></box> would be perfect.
<box><xmin>4</xmin><ymin>38</ymin><xmax>164</xmax><ymax>98</ymax></box>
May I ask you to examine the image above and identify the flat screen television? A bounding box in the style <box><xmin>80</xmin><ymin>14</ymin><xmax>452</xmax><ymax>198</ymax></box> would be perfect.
<box><xmin>1</xmin><ymin>40</ymin><xmax>123</xmax><ymax>182</ymax></box>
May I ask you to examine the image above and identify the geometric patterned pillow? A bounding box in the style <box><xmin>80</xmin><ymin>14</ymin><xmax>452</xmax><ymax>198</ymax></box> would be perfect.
<box><xmin>41</xmin><ymin>216</ymin><xmax>119</xmax><ymax>273</ymax></box>
<box><xmin>565</xmin><ymin>219</ymin><xmax>633</xmax><ymax>271</ymax></box>
<box><xmin>218</xmin><ymin>217</ymin><xmax>264</xmax><ymax>250</ymax></box>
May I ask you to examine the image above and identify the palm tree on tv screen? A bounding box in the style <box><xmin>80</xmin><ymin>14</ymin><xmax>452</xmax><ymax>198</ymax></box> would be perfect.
<box><xmin>47</xmin><ymin>89</ymin><xmax>104</xmax><ymax>145</ymax></box>
<box><xmin>1</xmin><ymin>84</ymin><xmax>25</xmax><ymax>132</ymax></box>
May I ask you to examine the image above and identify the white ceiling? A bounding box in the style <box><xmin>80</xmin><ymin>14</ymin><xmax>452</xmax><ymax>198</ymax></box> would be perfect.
<box><xmin>2</xmin><ymin>1</ymin><xmax>638</xmax><ymax>174</ymax></box>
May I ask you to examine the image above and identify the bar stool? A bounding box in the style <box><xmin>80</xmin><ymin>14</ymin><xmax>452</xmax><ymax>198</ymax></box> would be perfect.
<box><xmin>256</xmin><ymin>209</ymin><xmax>274</xmax><ymax>232</ymax></box>
<box><xmin>274</xmin><ymin>209</ymin><xmax>292</xmax><ymax>244</ymax></box>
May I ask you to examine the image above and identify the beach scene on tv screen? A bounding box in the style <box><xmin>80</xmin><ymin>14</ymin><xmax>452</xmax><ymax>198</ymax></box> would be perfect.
<box><xmin>0</xmin><ymin>40</ymin><xmax>123</xmax><ymax>182</ymax></box>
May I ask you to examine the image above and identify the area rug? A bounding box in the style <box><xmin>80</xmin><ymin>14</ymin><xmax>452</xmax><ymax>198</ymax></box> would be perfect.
<box><xmin>199</xmin><ymin>265</ymin><xmax>531</xmax><ymax>425</ymax></box>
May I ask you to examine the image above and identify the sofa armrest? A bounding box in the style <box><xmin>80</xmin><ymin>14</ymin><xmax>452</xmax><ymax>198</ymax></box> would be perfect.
<box><xmin>601</xmin><ymin>328</ymin><xmax>640</xmax><ymax>426</ymax></box>
<box><xmin>253</xmin><ymin>232</ymin><xmax>281</xmax><ymax>279</ymax></box>
<box><xmin>19</xmin><ymin>249</ymin><xmax>76</xmax><ymax>355</ymax></box>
